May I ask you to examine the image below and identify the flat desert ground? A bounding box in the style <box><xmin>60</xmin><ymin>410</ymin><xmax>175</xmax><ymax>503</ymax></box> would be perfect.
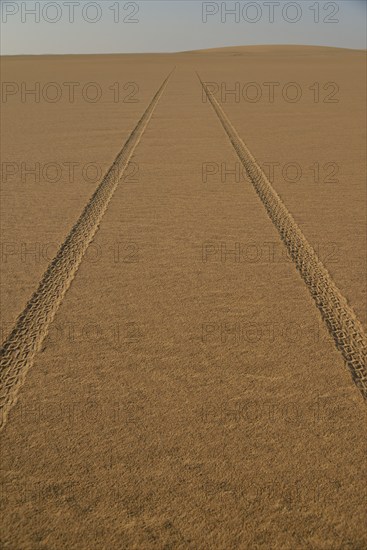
<box><xmin>1</xmin><ymin>46</ymin><xmax>366</xmax><ymax>549</ymax></box>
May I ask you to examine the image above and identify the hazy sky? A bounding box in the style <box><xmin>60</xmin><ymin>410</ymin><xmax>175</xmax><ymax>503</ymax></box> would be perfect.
<box><xmin>1</xmin><ymin>0</ymin><xmax>366</xmax><ymax>54</ymax></box>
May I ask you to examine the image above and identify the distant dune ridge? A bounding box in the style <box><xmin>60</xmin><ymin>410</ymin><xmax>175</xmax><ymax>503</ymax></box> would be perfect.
<box><xmin>182</xmin><ymin>44</ymin><xmax>366</xmax><ymax>54</ymax></box>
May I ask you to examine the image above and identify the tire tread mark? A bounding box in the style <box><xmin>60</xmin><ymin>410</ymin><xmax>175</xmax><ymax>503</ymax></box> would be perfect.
<box><xmin>198</xmin><ymin>73</ymin><xmax>367</xmax><ymax>401</ymax></box>
<box><xmin>0</xmin><ymin>70</ymin><xmax>174</xmax><ymax>430</ymax></box>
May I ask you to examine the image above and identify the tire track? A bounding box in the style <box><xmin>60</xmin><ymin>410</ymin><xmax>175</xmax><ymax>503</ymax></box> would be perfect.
<box><xmin>198</xmin><ymin>73</ymin><xmax>367</xmax><ymax>401</ymax></box>
<box><xmin>0</xmin><ymin>69</ymin><xmax>174</xmax><ymax>431</ymax></box>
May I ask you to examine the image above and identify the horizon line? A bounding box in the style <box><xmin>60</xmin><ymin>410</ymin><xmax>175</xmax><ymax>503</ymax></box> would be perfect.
<box><xmin>1</xmin><ymin>43</ymin><xmax>366</xmax><ymax>57</ymax></box>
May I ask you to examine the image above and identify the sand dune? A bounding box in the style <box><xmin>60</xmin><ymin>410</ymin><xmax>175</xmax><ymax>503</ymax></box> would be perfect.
<box><xmin>1</xmin><ymin>46</ymin><xmax>366</xmax><ymax>549</ymax></box>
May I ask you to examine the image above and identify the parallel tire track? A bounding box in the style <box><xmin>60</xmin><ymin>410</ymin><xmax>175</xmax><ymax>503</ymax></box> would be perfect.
<box><xmin>198</xmin><ymin>73</ymin><xmax>367</xmax><ymax>401</ymax></box>
<box><xmin>0</xmin><ymin>70</ymin><xmax>174</xmax><ymax>430</ymax></box>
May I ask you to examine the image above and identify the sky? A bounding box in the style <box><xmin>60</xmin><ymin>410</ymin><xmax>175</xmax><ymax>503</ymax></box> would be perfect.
<box><xmin>0</xmin><ymin>0</ymin><xmax>366</xmax><ymax>55</ymax></box>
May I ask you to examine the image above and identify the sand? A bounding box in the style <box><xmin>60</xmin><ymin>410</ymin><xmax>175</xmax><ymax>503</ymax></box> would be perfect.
<box><xmin>0</xmin><ymin>46</ymin><xmax>366</xmax><ymax>549</ymax></box>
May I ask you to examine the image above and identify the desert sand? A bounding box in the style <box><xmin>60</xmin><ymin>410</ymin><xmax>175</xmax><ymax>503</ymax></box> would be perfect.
<box><xmin>1</xmin><ymin>46</ymin><xmax>366</xmax><ymax>549</ymax></box>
